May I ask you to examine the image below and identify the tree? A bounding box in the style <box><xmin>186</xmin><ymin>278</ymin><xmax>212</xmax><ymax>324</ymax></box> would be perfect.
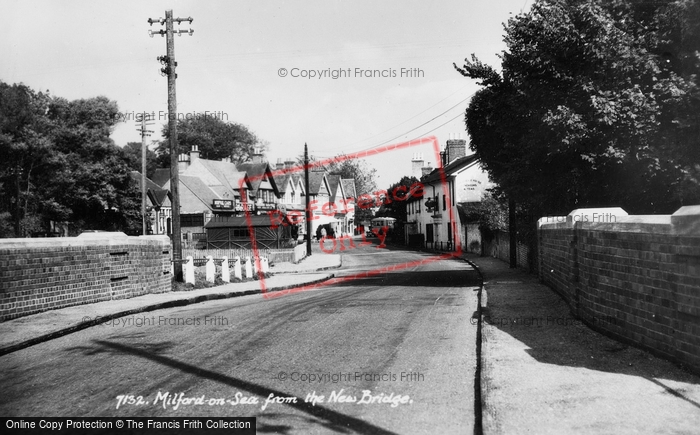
<box><xmin>375</xmin><ymin>176</ymin><xmax>419</xmax><ymax>219</ymax></box>
<box><xmin>326</xmin><ymin>155</ymin><xmax>379</xmax><ymax>224</ymax></box>
<box><xmin>122</xmin><ymin>141</ymin><xmax>158</xmax><ymax>178</ymax></box>
<box><xmin>0</xmin><ymin>82</ymin><xmax>54</xmax><ymax>236</ymax></box>
<box><xmin>454</xmin><ymin>0</ymin><xmax>700</xmax><ymax>222</ymax></box>
<box><xmin>155</xmin><ymin>115</ymin><xmax>261</xmax><ymax>167</ymax></box>
<box><xmin>0</xmin><ymin>81</ymin><xmax>142</xmax><ymax>236</ymax></box>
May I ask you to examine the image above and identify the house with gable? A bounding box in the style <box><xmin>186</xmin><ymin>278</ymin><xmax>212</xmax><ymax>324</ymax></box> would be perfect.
<box><xmin>405</xmin><ymin>136</ymin><xmax>492</xmax><ymax>250</ymax></box>
<box><xmin>162</xmin><ymin>145</ymin><xmax>253</xmax><ymax>245</ymax></box>
<box><xmin>129</xmin><ymin>171</ymin><xmax>172</xmax><ymax>236</ymax></box>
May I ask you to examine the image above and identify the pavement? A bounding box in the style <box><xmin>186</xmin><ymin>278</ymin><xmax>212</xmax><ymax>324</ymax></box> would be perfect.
<box><xmin>0</xmin><ymin>253</ymin><xmax>341</xmax><ymax>356</ymax></box>
<box><xmin>465</xmin><ymin>253</ymin><xmax>700</xmax><ymax>435</ymax></box>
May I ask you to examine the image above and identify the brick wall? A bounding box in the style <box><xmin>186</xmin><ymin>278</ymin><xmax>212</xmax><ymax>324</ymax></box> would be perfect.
<box><xmin>0</xmin><ymin>233</ymin><xmax>172</xmax><ymax>322</ymax></box>
<box><xmin>484</xmin><ymin>229</ymin><xmax>530</xmax><ymax>269</ymax></box>
<box><xmin>538</xmin><ymin>206</ymin><xmax>700</xmax><ymax>373</ymax></box>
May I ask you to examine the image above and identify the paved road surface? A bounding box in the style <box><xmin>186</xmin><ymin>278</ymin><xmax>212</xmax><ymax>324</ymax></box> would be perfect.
<box><xmin>0</xmin><ymin>243</ymin><xmax>480</xmax><ymax>434</ymax></box>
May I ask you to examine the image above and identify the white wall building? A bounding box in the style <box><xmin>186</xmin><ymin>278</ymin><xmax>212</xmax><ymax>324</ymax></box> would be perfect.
<box><xmin>405</xmin><ymin>136</ymin><xmax>493</xmax><ymax>250</ymax></box>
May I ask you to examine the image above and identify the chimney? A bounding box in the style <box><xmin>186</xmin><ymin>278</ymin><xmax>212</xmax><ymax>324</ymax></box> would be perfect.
<box><xmin>252</xmin><ymin>147</ymin><xmax>264</xmax><ymax>164</ymax></box>
<box><xmin>411</xmin><ymin>153</ymin><xmax>424</xmax><ymax>180</ymax></box>
<box><xmin>284</xmin><ymin>158</ymin><xmax>295</xmax><ymax>169</ymax></box>
<box><xmin>421</xmin><ymin>164</ymin><xmax>433</xmax><ymax>178</ymax></box>
<box><xmin>276</xmin><ymin>158</ymin><xmax>284</xmax><ymax>170</ymax></box>
<box><xmin>190</xmin><ymin>145</ymin><xmax>200</xmax><ymax>165</ymax></box>
<box><xmin>445</xmin><ymin>133</ymin><xmax>467</xmax><ymax>164</ymax></box>
<box><xmin>178</xmin><ymin>153</ymin><xmax>190</xmax><ymax>173</ymax></box>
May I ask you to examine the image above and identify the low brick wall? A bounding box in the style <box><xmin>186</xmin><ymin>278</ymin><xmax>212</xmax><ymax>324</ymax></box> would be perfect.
<box><xmin>538</xmin><ymin>206</ymin><xmax>700</xmax><ymax>373</ymax></box>
<box><xmin>0</xmin><ymin>233</ymin><xmax>171</xmax><ymax>322</ymax></box>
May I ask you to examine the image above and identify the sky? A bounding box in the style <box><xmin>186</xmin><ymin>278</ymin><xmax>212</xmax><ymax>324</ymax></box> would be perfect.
<box><xmin>1</xmin><ymin>0</ymin><xmax>531</xmax><ymax>188</ymax></box>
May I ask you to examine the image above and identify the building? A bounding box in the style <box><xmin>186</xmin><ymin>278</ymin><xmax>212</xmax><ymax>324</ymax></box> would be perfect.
<box><xmin>129</xmin><ymin>171</ymin><xmax>172</xmax><ymax>236</ymax></box>
<box><xmin>405</xmin><ymin>135</ymin><xmax>492</xmax><ymax>250</ymax></box>
<box><xmin>158</xmin><ymin>145</ymin><xmax>357</xmax><ymax>247</ymax></box>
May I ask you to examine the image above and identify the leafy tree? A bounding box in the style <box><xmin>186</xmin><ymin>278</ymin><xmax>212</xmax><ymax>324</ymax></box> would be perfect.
<box><xmin>122</xmin><ymin>141</ymin><xmax>158</xmax><ymax>178</ymax></box>
<box><xmin>454</xmin><ymin>0</ymin><xmax>700</xmax><ymax>223</ymax></box>
<box><xmin>375</xmin><ymin>176</ymin><xmax>419</xmax><ymax>220</ymax></box>
<box><xmin>326</xmin><ymin>155</ymin><xmax>378</xmax><ymax>224</ymax></box>
<box><xmin>375</xmin><ymin>176</ymin><xmax>420</xmax><ymax>241</ymax></box>
<box><xmin>156</xmin><ymin>115</ymin><xmax>261</xmax><ymax>167</ymax></box>
<box><xmin>0</xmin><ymin>81</ymin><xmax>141</xmax><ymax>236</ymax></box>
<box><xmin>0</xmin><ymin>82</ymin><xmax>54</xmax><ymax>236</ymax></box>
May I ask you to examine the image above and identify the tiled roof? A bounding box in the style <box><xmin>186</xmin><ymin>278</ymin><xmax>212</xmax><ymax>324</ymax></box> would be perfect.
<box><xmin>307</xmin><ymin>171</ymin><xmax>327</xmax><ymax>195</ymax></box>
<box><xmin>341</xmin><ymin>179</ymin><xmax>356</xmax><ymax>199</ymax></box>
<box><xmin>180</xmin><ymin>175</ymin><xmax>220</xmax><ymax>207</ymax></box>
<box><xmin>151</xmin><ymin>168</ymin><xmax>171</xmax><ymax>187</ymax></box>
<box><xmin>130</xmin><ymin>171</ymin><xmax>169</xmax><ymax>207</ymax></box>
<box><xmin>421</xmin><ymin>154</ymin><xmax>479</xmax><ymax>184</ymax></box>
<box><xmin>327</xmin><ymin>175</ymin><xmax>342</xmax><ymax>203</ymax></box>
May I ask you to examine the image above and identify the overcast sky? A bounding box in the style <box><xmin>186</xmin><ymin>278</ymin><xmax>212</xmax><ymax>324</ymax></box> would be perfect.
<box><xmin>2</xmin><ymin>0</ymin><xmax>531</xmax><ymax>187</ymax></box>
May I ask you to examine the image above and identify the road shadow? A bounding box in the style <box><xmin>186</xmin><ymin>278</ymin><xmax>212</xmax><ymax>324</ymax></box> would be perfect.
<box><xmin>68</xmin><ymin>339</ymin><xmax>399</xmax><ymax>435</ymax></box>
<box><xmin>330</xmin><ymin>269</ymin><xmax>480</xmax><ymax>289</ymax></box>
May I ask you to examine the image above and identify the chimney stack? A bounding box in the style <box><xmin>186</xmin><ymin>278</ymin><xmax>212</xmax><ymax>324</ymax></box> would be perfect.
<box><xmin>411</xmin><ymin>153</ymin><xmax>425</xmax><ymax>180</ymax></box>
<box><xmin>178</xmin><ymin>153</ymin><xmax>190</xmax><ymax>173</ymax></box>
<box><xmin>445</xmin><ymin>133</ymin><xmax>466</xmax><ymax>164</ymax></box>
<box><xmin>284</xmin><ymin>158</ymin><xmax>295</xmax><ymax>169</ymax></box>
<box><xmin>276</xmin><ymin>158</ymin><xmax>284</xmax><ymax>170</ymax></box>
<box><xmin>252</xmin><ymin>147</ymin><xmax>264</xmax><ymax>164</ymax></box>
<box><xmin>421</xmin><ymin>164</ymin><xmax>433</xmax><ymax>178</ymax></box>
<box><xmin>190</xmin><ymin>145</ymin><xmax>200</xmax><ymax>165</ymax></box>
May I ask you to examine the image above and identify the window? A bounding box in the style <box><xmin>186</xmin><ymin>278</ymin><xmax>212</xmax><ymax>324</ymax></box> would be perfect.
<box><xmin>231</xmin><ymin>228</ymin><xmax>250</xmax><ymax>238</ymax></box>
<box><xmin>442</xmin><ymin>194</ymin><xmax>446</xmax><ymax>211</ymax></box>
<box><xmin>181</xmin><ymin>213</ymin><xmax>204</xmax><ymax>227</ymax></box>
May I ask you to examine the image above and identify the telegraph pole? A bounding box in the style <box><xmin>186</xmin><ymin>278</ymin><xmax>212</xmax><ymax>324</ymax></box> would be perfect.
<box><xmin>136</xmin><ymin>114</ymin><xmax>154</xmax><ymax>235</ymax></box>
<box><xmin>304</xmin><ymin>143</ymin><xmax>312</xmax><ymax>256</ymax></box>
<box><xmin>148</xmin><ymin>10</ymin><xmax>193</xmax><ymax>281</ymax></box>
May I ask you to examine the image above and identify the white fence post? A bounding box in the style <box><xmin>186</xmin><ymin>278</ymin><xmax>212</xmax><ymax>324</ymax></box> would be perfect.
<box><xmin>185</xmin><ymin>256</ymin><xmax>195</xmax><ymax>285</ymax></box>
<box><xmin>245</xmin><ymin>257</ymin><xmax>253</xmax><ymax>279</ymax></box>
<box><xmin>234</xmin><ymin>256</ymin><xmax>242</xmax><ymax>280</ymax></box>
<box><xmin>221</xmin><ymin>256</ymin><xmax>230</xmax><ymax>283</ymax></box>
<box><xmin>206</xmin><ymin>256</ymin><xmax>215</xmax><ymax>283</ymax></box>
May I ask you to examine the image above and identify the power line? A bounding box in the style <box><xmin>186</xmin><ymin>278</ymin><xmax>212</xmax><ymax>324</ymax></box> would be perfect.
<box><xmin>320</xmin><ymin>84</ymin><xmax>472</xmax><ymax>154</ymax></box>
<box><xmin>326</xmin><ymin>91</ymin><xmax>474</xmax><ymax>156</ymax></box>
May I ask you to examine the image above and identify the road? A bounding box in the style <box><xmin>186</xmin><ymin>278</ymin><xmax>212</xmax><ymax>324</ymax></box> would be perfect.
<box><xmin>0</xmin><ymin>242</ymin><xmax>481</xmax><ymax>434</ymax></box>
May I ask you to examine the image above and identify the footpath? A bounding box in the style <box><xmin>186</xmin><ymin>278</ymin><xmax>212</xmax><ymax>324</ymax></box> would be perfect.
<box><xmin>0</xmin><ymin>253</ymin><xmax>340</xmax><ymax>356</ymax></box>
<box><xmin>465</xmin><ymin>253</ymin><xmax>700</xmax><ymax>435</ymax></box>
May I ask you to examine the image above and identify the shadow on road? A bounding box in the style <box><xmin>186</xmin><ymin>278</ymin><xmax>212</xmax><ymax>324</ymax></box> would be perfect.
<box><xmin>69</xmin><ymin>340</ymin><xmax>399</xmax><ymax>435</ymax></box>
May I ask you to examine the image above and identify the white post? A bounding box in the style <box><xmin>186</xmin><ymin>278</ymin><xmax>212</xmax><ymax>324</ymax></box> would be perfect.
<box><xmin>262</xmin><ymin>257</ymin><xmax>269</xmax><ymax>274</ymax></box>
<box><xmin>234</xmin><ymin>256</ymin><xmax>242</xmax><ymax>280</ymax></box>
<box><xmin>221</xmin><ymin>256</ymin><xmax>230</xmax><ymax>283</ymax></box>
<box><xmin>184</xmin><ymin>256</ymin><xmax>195</xmax><ymax>285</ymax></box>
<box><xmin>206</xmin><ymin>255</ymin><xmax>215</xmax><ymax>283</ymax></box>
<box><xmin>245</xmin><ymin>257</ymin><xmax>253</xmax><ymax>279</ymax></box>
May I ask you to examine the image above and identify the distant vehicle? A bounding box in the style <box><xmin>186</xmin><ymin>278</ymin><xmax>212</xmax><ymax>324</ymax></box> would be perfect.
<box><xmin>368</xmin><ymin>217</ymin><xmax>396</xmax><ymax>236</ymax></box>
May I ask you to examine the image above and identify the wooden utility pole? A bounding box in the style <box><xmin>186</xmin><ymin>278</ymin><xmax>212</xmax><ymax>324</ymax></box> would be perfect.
<box><xmin>304</xmin><ymin>143</ymin><xmax>312</xmax><ymax>256</ymax></box>
<box><xmin>509</xmin><ymin>196</ymin><xmax>517</xmax><ymax>268</ymax></box>
<box><xmin>148</xmin><ymin>10</ymin><xmax>193</xmax><ymax>280</ymax></box>
<box><xmin>137</xmin><ymin>114</ymin><xmax>154</xmax><ymax>235</ymax></box>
